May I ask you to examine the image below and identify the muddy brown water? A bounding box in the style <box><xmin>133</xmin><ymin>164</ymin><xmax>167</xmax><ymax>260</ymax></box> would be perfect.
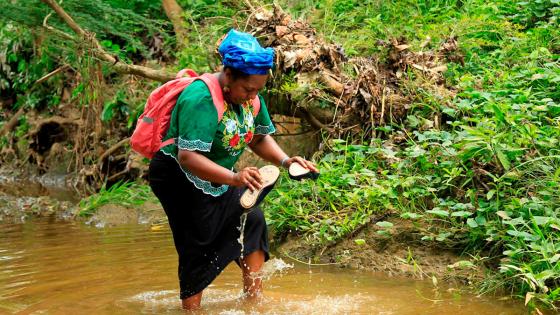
<box><xmin>0</xmin><ymin>217</ymin><xmax>527</xmax><ymax>314</ymax></box>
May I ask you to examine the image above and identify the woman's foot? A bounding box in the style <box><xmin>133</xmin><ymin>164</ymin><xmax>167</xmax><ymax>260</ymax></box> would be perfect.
<box><xmin>182</xmin><ymin>291</ymin><xmax>203</xmax><ymax>310</ymax></box>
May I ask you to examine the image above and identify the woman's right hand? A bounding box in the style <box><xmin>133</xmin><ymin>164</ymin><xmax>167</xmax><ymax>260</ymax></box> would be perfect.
<box><xmin>231</xmin><ymin>167</ymin><xmax>263</xmax><ymax>191</ymax></box>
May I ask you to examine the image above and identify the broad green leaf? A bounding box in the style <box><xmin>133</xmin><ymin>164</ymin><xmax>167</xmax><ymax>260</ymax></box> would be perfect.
<box><xmin>451</xmin><ymin>211</ymin><xmax>472</xmax><ymax>218</ymax></box>
<box><xmin>475</xmin><ymin>216</ymin><xmax>487</xmax><ymax>226</ymax></box>
<box><xmin>376</xmin><ymin>221</ymin><xmax>394</xmax><ymax>228</ymax></box>
<box><xmin>447</xmin><ymin>260</ymin><xmax>475</xmax><ymax>269</ymax></box>
<box><xmin>427</xmin><ymin>209</ymin><xmax>449</xmax><ymax>217</ymax></box>
<box><xmin>436</xmin><ymin>232</ymin><xmax>451</xmax><ymax>241</ymax></box>
<box><xmin>495</xmin><ymin>146</ymin><xmax>511</xmax><ymax>170</ymax></box>
<box><xmin>506</xmin><ymin>230</ymin><xmax>537</xmax><ymax>241</ymax></box>
<box><xmin>532</xmin><ymin>216</ymin><xmax>552</xmax><ymax>226</ymax></box>
<box><xmin>354</xmin><ymin>239</ymin><xmax>366</xmax><ymax>246</ymax></box>
<box><xmin>491</xmin><ymin>104</ymin><xmax>506</xmax><ymax>124</ymax></box>
<box><xmin>496</xmin><ymin>211</ymin><xmax>511</xmax><ymax>220</ymax></box>
<box><xmin>466</xmin><ymin>218</ymin><xmax>478</xmax><ymax>228</ymax></box>
<box><xmin>504</xmin><ymin>217</ymin><xmax>525</xmax><ymax>226</ymax></box>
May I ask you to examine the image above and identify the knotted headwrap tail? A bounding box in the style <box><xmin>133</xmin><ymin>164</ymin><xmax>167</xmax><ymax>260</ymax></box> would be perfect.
<box><xmin>218</xmin><ymin>29</ymin><xmax>275</xmax><ymax>75</ymax></box>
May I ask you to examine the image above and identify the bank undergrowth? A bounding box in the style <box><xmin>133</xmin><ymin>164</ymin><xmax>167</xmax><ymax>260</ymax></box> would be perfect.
<box><xmin>265</xmin><ymin>0</ymin><xmax>560</xmax><ymax>310</ymax></box>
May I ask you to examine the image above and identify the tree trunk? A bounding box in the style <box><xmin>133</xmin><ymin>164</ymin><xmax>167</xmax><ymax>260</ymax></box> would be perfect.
<box><xmin>162</xmin><ymin>0</ymin><xmax>188</xmax><ymax>47</ymax></box>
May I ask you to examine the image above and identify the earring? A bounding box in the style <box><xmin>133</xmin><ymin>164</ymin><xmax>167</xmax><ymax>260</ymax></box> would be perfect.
<box><xmin>223</xmin><ymin>85</ymin><xmax>230</xmax><ymax>93</ymax></box>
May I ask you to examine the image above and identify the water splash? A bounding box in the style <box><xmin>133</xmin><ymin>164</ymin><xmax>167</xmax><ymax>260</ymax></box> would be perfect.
<box><xmin>260</xmin><ymin>258</ymin><xmax>294</xmax><ymax>280</ymax></box>
<box><xmin>130</xmin><ymin>289</ymin><xmax>176</xmax><ymax>302</ymax></box>
<box><xmin>126</xmin><ymin>290</ymin><xmax>179</xmax><ymax>312</ymax></box>
<box><xmin>237</xmin><ymin>213</ymin><xmax>248</xmax><ymax>260</ymax></box>
<box><xmin>241</xmin><ymin>258</ymin><xmax>294</xmax><ymax>291</ymax></box>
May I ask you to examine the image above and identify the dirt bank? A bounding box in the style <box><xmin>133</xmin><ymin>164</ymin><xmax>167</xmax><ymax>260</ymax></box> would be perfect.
<box><xmin>276</xmin><ymin>218</ymin><xmax>483</xmax><ymax>284</ymax></box>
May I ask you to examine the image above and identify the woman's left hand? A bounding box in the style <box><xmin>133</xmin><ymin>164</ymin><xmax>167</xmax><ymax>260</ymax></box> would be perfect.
<box><xmin>284</xmin><ymin>156</ymin><xmax>319</xmax><ymax>173</ymax></box>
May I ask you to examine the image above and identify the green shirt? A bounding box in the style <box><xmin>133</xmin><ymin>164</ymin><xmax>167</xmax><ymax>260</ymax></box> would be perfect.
<box><xmin>160</xmin><ymin>80</ymin><xmax>275</xmax><ymax>196</ymax></box>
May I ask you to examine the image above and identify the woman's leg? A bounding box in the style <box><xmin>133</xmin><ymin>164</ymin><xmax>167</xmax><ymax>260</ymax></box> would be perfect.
<box><xmin>240</xmin><ymin>250</ymin><xmax>265</xmax><ymax>298</ymax></box>
<box><xmin>235</xmin><ymin>206</ymin><xmax>269</xmax><ymax>299</ymax></box>
<box><xmin>149</xmin><ymin>154</ymin><xmax>202</xmax><ymax>309</ymax></box>
<box><xmin>182</xmin><ymin>291</ymin><xmax>203</xmax><ymax>310</ymax></box>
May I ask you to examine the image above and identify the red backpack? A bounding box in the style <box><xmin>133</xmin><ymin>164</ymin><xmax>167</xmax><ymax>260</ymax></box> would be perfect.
<box><xmin>130</xmin><ymin>69</ymin><xmax>261</xmax><ymax>159</ymax></box>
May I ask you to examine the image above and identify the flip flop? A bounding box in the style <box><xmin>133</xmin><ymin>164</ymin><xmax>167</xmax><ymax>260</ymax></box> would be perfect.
<box><xmin>240</xmin><ymin>165</ymin><xmax>280</xmax><ymax>210</ymax></box>
<box><xmin>289</xmin><ymin>162</ymin><xmax>320</xmax><ymax>181</ymax></box>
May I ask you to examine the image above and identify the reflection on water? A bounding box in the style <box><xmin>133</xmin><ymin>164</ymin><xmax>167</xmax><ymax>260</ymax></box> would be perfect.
<box><xmin>0</xmin><ymin>172</ymin><xmax>78</xmax><ymax>203</ymax></box>
<box><xmin>0</xmin><ymin>217</ymin><xmax>525</xmax><ymax>314</ymax></box>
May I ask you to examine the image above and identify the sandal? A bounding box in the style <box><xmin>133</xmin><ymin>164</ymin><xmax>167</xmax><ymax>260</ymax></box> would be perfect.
<box><xmin>288</xmin><ymin>162</ymin><xmax>320</xmax><ymax>181</ymax></box>
<box><xmin>240</xmin><ymin>165</ymin><xmax>280</xmax><ymax>210</ymax></box>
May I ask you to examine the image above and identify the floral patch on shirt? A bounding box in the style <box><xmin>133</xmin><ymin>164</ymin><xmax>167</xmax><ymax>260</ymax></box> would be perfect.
<box><xmin>221</xmin><ymin>101</ymin><xmax>255</xmax><ymax>155</ymax></box>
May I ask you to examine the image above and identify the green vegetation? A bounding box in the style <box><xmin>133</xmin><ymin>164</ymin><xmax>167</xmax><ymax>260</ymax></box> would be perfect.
<box><xmin>78</xmin><ymin>181</ymin><xmax>157</xmax><ymax>217</ymax></box>
<box><xmin>2</xmin><ymin>0</ymin><xmax>559</xmax><ymax>311</ymax></box>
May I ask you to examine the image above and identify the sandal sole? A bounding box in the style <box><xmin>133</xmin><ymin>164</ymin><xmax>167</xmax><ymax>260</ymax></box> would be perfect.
<box><xmin>240</xmin><ymin>165</ymin><xmax>280</xmax><ymax>209</ymax></box>
<box><xmin>288</xmin><ymin>162</ymin><xmax>320</xmax><ymax>181</ymax></box>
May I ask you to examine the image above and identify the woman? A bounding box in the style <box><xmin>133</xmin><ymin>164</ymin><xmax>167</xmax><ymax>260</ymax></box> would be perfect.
<box><xmin>148</xmin><ymin>29</ymin><xmax>318</xmax><ymax>310</ymax></box>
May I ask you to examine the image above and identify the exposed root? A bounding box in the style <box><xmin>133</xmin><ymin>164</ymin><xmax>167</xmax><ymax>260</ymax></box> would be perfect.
<box><xmin>246</xmin><ymin>5</ymin><xmax>463</xmax><ymax>138</ymax></box>
<box><xmin>0</xmin><ymin>108</ymin><xmax>24</xmax><ymax>137</ymax></box>
<box><xmin>96</xmin><ymin>137</ymin><xmax>130</xmax><ymax>171</ymax></box>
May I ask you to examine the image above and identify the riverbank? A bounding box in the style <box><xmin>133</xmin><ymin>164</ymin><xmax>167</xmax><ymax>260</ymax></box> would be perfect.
<box><xmin>277</xmin><ymin>218</ymin><xmax>483</xmax><ymax>285</ymax></box>
<box><xmin>0</xmin><ymin>169</ymin><xmax>481</xmax><ymax>286</ymax></box>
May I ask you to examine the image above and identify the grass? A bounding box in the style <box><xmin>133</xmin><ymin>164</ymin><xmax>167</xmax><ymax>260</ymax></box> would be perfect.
<box><xmin>78</xmin><ymin>181</ymin><xmax>157</xmax><ymax>217</ymax></box>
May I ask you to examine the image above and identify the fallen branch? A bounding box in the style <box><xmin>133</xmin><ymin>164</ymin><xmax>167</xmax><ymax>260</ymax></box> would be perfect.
<box><xmin>242</xmin><ymin>0</ymin><xmax>256</xmax><ymax>12</ymax></box>
<box><xmin>0</xmin><ymin>108</ymin><xmax>25</xmax><ymax>137</ymax></box>
<box><xmin>40</xmin><ymin>0</ymin><xmax>175</xmax><ymax>82</ymax></box>
<box><xmin>97</xmin><ymin>137</ymin><xmax>131</xmax><ymax>170</ymax></box>
<box><xmin>273</xmin><ymin>130</ymin><xmax>315</xmax><ymax>137</ymax></box>
<box><xmin>106</xmin><ymin>169</ymin><xmax>129</xmax><ymax>182</ymax></box>
<box><xmin>299</xmin><ymin>108</ymin><xmax>332</xmax><ymax>132</ymax></box>
<box><xmin>35</xmin><ymin>65</ymin><xmax>70</xmax><ymax>85</ymax></box>
<box><xmin>281</xmin><ymin>250</ymin><xmax>341</xmax><ymax>266</ymax></box>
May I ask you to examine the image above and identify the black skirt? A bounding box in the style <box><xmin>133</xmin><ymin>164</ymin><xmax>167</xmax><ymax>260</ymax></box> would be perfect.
<box><xmin>148</xmin><ymin>152</ymin><xmax>270</xmax><ymax>299</ymax></box>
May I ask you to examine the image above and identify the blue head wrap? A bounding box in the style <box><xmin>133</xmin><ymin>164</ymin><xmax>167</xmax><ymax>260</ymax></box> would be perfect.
<box><xmin>218</xmin><ymin>29</ymin><xmax>275</xmax><ymax>75</ymax></box>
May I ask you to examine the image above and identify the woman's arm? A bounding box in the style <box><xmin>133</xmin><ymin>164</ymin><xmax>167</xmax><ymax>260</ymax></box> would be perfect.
<box><xmin>248</xmin><ymin>134</ymin><xmax>288</xmax><ymax>167</ymax></box>
<box><xmin>178</xmin><ymin>150</ymin><xmax>263</xmax><ymax>191</ymax></box>
<box><xmin>249</xmin><ymin>134</ymin><xmax>318</xmax><ymax>172</ymax></box>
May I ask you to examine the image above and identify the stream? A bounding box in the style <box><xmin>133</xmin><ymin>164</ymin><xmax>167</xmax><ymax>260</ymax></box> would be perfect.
<box><xmin>0</xmin><ymin>216</ymin><xmax>525</xmax><ymax>314</ymax></box>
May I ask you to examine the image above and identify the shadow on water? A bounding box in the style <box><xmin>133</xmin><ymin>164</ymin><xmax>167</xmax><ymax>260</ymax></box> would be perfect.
<box><xmin>0</xmin><ymin>217</ymin><xmax>527</xmax><ymax>314</ymax></box>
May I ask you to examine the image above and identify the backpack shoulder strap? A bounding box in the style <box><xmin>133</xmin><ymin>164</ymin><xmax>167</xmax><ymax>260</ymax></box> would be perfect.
<box><xmin>196</xmin><ymin>73</ymin><xmax>261</xmax><ymax>121</ymax></box>
<box><xmin>175</xmin><ymin>68</ymin><xmax>199</xmax><ymax>79</ymax></box>
<box><xmin>198</xmin><ymin>73</ymin><xmax>225</xmax><ymax>122</ymax></box>
<box><xmin>251</xmin><ymin>95</ymin><xmax>261</xmax><ymax>117</ymax></box>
